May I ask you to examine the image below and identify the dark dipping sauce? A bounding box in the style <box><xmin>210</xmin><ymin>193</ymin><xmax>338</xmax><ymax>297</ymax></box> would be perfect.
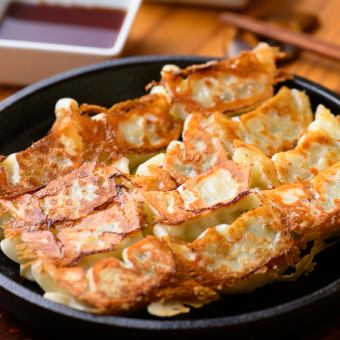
<box><xmin>0</xmin><ymin>2</ymin><xmax>126</xmax><ymax>48</ymax></box>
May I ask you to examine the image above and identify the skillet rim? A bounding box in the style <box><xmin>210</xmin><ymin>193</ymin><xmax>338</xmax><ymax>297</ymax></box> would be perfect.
<box><xmin>0</xmin><ymin>54</ymin><xmax>339</xmax><ymax>331</ymax></box>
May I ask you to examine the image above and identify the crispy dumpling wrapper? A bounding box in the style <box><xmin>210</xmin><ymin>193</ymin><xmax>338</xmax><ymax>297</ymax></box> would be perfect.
<box><xmin>133</xmin><ymin>153</ymin><xmax>178</xmax><ymax>191</ymax></box>
<box><xmin>0</xmin><ymin>161</ymin><xmax>132</xmax><ymax>236</ymax></box>
<box><xmin>272</xmin><ymin>105</ymin><xmax>340</xmax><ymax>183</ymax></box>
<box><xmin>0</xmin><ymin>93</ymin><xmax>181</xmax><ymax>197</ymax></box>
<box><xmin>163</xmin><ymin>86</ymin><xmax>311</xmax><ymax>187</ymax></box>
<box><xmin>0</xmin><ymin>161</ymin><xmax>150</xmax><ymax>271</ymax></box>
<box><xmin>153</xmin><ymin>43</ymin><xmax>280</xmax><ymax>119</ymax></box>
<box><xmin>262</xmin><ymin>161</ymin><xmax>340</xmax><ymax>236</ymax></box>
<box><xmin>0</xmin><ymin>99</ymin><xmax>87</xmax><ymax>197</ymax></box>
<box><xmin>1</xmin><ymin>152</ymin><xmax>339</xmax><ymax>317</ymax></box>
<box><xmin>107</xmin><ymin>93</ymin><xmax>182</xmax><ymax>154</ymax></box>
<box><xmin>0</xmin><ymin>47</ymin><xmax>339</xmax><ymax>317</ymax></box>
<box><xmin>164</xmin><ymin>112</ymin><xmax>231</xmax><ymax>183</ymax></box>
<box><xmin>237</xmin><ymin>86</ymin><xmax>313</xmax><ymax>156</ymax></box>
<box><xmin>28</xmin><ymin>236</ymin><xmax>176</xmax><ymax>314</ymax></box>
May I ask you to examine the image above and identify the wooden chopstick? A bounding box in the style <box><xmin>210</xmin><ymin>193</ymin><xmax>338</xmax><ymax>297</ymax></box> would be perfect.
<box><xmin>220</xmin><ymin>11</ymin><xmax>340</xmax><ymax>62</ymax></box>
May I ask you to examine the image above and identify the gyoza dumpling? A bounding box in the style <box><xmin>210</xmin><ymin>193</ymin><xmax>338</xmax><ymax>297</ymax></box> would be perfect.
<box><xmin>0</xmin><ymin>93</ymin><xmax>181</xmax><ymax>198</ymax></box>
<box><xmin>272</xmin><ymin>105</ymin><xmax>340</xmax><ymax>183</ymax></box>
<box><xmin>237</xmin><ymin>86</ymin><xmax>313</xmax><ymax>156</ymax></box>
<box><xmin>152</xmin><ymin>43</ymin><xmax>279</xmax><ymax>119</ymax></box>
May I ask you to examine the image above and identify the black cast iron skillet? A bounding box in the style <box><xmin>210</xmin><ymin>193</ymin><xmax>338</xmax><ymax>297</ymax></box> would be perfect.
<box><xmin>0</xmin><ymin>56</ymin><xmax>339</xmax><ymax>339</ymax></box>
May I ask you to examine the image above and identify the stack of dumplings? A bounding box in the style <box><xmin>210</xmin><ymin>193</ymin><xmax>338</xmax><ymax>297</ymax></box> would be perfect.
<box><xmin>0</xmin><ymin>43</ymin><xmax>339</xmax><ymax>317</ymax></box>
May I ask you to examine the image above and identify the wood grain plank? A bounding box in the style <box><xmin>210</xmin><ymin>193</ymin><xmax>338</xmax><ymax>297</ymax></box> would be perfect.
<box><xmin>123</xmin><ymin>4</ymin><xmax>172</xmax><ymax>55</ymax></box>
<box><xmin>282</xmin><ymin>0</ymin><xmax>340</xmax><ymax>92</ymax></box>
<box><xmin>192</xmin><ymin>26</ymin><xmax>229</xmax><ymax>56</ymax></box>
<box><xmin>125</xmin><ymin>4</ymin><xmax>223</xmax><ymax>55</ymax></box>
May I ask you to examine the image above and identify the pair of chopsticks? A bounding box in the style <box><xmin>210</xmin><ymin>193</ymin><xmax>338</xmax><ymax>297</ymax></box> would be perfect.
<box><xmin>220</xmin><ymin>12</ymin><xmax>340</xmax><ymax>62</ymax></box>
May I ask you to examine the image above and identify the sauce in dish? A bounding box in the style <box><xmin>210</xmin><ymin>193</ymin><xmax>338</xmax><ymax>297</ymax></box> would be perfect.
<box><xmin>0</xmin><ymin>2</ymin><xmax>126</xmax><ymax>48</ymax></box>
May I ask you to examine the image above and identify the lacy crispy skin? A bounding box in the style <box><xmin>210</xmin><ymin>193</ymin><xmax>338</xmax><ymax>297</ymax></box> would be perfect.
<box><xmin>163</xmin><ymin>86</ymin><xmax>312</xmax><ymax>186</ymax></box>
<box><xmin>151</xmin><ymin>43</ymin><xmax>280</xmax><ymax>119</ymax></box>
<box><xmin>0</xmin><ymin>93</ymin><xmax>181</xmax><ymax>198</ymax></box>
<box><xmin>0</xmin><ymin>43</ymin><xmax>339</xmax><ymax>317</ymax></box>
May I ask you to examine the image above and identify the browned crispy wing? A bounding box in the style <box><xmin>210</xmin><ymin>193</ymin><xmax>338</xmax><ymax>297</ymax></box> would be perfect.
<box><xmin>154</xmin><ymin>43</ymin><xmax>279</xmax><ymax>119</ymax></box>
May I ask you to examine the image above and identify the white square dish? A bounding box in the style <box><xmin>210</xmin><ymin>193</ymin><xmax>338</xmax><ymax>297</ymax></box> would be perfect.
<box><xmin>0</xmin><ymin>0</ymin><xmax>141</xmax><ymax>85</ymax></box>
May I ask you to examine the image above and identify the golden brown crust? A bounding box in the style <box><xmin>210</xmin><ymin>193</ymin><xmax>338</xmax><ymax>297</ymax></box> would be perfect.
<box><xmin>1</xmin><ymin>162</ymin><xmax>131</xmax><ymax>235</ymax></box>
<box><xmin>11</xmin><ymin>188</ymin><xmax>147</xmax><ymax>267</ymax></box>
<box><xmin>261</xmin><ymin>162</ymin><xmax>340</xmax><ymax>237</ymax></box>
<box><xmin>163</xmin><ymin>206</ymin><xmax>292</xmax><ymax>287</ymax></box>
<box><xmin>272</xmin><ymin>105</ymin><xmax>340</xmax><ymax>184</ymax></box>
<box><xmin>239</xmin><ymin>87</ymin><xmax>313</xmax><ymax>156</ymax></box>
<box><xmin>0</xmin><ymin>94</ymin><xmax>181</xmax><ymax>198</ymax></box>
<box><xmin>79</xmin><ymin>104</ymin><xmax>108</xmax><ymax>116</ymax></box>
<box><xmin>164</xmin><ymin>113</ymin><xmax>232</xmax><ymax>183</ymax></box>
<box><xmin>107</xmin><ymin>93</ymin><xmax>182</xmax><ymax>154</ymax></box>
<box><xmin>156</xmin><ymin>44</ymin><xmax>279</xmax><ymax>117</ymax></box>
<box><xmin>132</xmin><ymin>165</ymin><xmax>178</xmax><ymax>191</ymax></box>
<box><xmin>2</xmin><ymin>161</ymin><xmax>339</xmax><ymax>316</ymax></box>
<box><xmin>0</xmin><ymin>44</ymin><xmax>339</xmax><ymax>317</ymax></box>
<box><xmin>37</xmin><ymin>236</ymin><xmax>176</xmax><ymax>314</ymax></box>
<box><xmin>0</xmin><ymin>99</ymin><xmax>118</xmax><ymax>198</ymax></box>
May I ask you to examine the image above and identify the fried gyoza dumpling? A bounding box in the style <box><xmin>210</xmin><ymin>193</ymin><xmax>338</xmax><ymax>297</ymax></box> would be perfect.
<box><xmin>152</xmin><ymin>43</ymin><xmax>279</xmax><ymax>119</ymax></box>
<box><xmin>105</xmin><ymin>93</ymin><xmax>182</xmax><ymax>169</ymax></box>
<box><xmin>272</xmin><ymin>105</ymin><xmax>340</xmax><ymax>183</ymax></box>
<box><xmin>177</xmin><ymin>161</ymin><xmax>250</xmax><ymax>210</ymax></box>
<box><xmin>0</xmin><ymin>162</ymin><xmax>132</xmax><ymax>236</ymax></box>
<box><xmin>0</xmin><ymin>98</ymin><xmax>130</xmax><ymax>198</ymax></box>
<box><xmin>132</xmin><ymin>153</ymin><xmax>178</xmax><ymax>191</ymax></box>
<box><xmin>0</xmin><ymin>93</ymin><xmax>181</xmax><ymax>198</ymax></box>
<box><xmin>1</xmin><ymin>161</ymin><xmax>339</xmax><ymax>316</ymax></box>
<box><xmin>164</xmin><ymin>137</ymin><xmax>229</xmax><ymax>184</ymax></box>
<box><xmin>31</xmin><ymin>236</ymin><xmax>175</xmax><ymax>314</ymax></box>
<box><xmin>0</xmin><ymin>46</ymin><xmax>339</xmax><ymax>319</ymax></box>
<box><xmin>2</xmin><ymin>188</ymin><xmax>146</xmax><ymax>268</ymax></box>
<box><xmin>163</xmin><ymin>86</ymin><xmax>311</xmax><ymax>187</ymax></box>
<box><xmin>145</xmin><ymin>161</ymin><xmax>252</xmax><ymax>224</ymax></box>
<box><xmin>0</xmin><ymin>99</ymin><xmax>92</xmax><ymax>197</ymax></box>
<box><xmin>148</xmin><ymin>163</ymin><xmax>340</xmax><ymax>315</ymax></box>
<box><xmin>80</xmin><ymin>93</ymin><xmax>183</xmax><ymax>163</ymax></box>
<box><xmin>0</xmin><ymin>162</ymin><xmax>148</xmax><ymax>280</ymax></box>
<box><xmin>237</xmin><ymin>86</ymin><xmax>313</xmax><ymax>156</ymax></box>
<box><xmin>261</xmin><ymin>161</ymin><xmax>340</xmax><ymax>236</ymax></box>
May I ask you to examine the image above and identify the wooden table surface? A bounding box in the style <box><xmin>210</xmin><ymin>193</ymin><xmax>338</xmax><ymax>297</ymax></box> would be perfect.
<box><xmin>0</xmin><ymin>0</ymin><xmax>339</xmax><ymax>338</ymax></box>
